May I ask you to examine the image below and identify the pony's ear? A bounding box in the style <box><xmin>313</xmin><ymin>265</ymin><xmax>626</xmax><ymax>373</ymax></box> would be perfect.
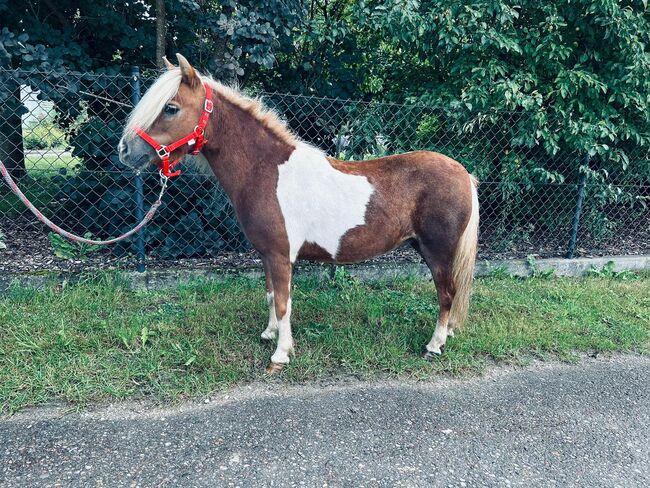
<box><xmin>162</xmin><ymin>56</ymin><xmax>176</xmax><ymax>71</ymax></box>
<box><xmin>176</xmin><ymin>53</ymin><xmax>200</xmax><ymax>88</ymax></box>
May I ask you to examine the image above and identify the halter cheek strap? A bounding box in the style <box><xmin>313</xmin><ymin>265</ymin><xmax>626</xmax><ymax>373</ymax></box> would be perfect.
<box><xmin>133</xmin><ymin>82</ymin><xmax>214</xmax><ymax>178</ymax></box>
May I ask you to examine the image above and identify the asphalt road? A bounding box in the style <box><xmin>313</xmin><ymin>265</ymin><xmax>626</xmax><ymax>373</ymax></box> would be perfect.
<box><xmin>2</xmin><ymin>355</ymin><xmax>649</xmax><ymax>488</ymax></box>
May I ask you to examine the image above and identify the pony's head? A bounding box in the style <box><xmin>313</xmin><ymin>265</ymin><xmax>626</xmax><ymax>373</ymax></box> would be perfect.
<box><xmin>119</xmin><ymin>54</ymin><xmax>208</xmax><ymax>171</ymax></box>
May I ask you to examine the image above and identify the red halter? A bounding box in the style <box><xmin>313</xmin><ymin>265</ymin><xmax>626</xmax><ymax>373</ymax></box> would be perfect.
<box><xmin>133</xmin><ymin>81</ymin><xmax>214</xmax><ymax>178</ymax></box>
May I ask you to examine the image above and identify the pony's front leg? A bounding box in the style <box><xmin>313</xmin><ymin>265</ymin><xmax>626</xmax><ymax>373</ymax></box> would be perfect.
<box><xmin>265</xmin><ymin>256</ymin><xmax>294</xmax><ymax>374</ymax></box>
<box><xmin>261</xmin><ymin>292</ymin><xmax>278</xmax><ymax>340</ymax></box>
<box><xmin>260</xmin><ymin>262</ymin><xmax>278</xmax><ymax>340</ymax></box>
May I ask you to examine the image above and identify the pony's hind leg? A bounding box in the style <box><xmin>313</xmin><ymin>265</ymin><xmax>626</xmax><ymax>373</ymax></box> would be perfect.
<box><xmin>414</xmin><ymin>242</ymin><xmax>456</xmax><ymax>359</ymax></box>
<box><xmin>261</xmin><ymin>259</ymin><xmax>278</xmax><ymax>340</ymax></box>
<box><xmin>425</xmin><ymin>266</ymin><xmax>455</xmax><ymax>358</ymax></box>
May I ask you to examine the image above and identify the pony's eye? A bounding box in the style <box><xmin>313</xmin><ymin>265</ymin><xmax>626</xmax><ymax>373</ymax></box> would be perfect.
<box><xmin>163</xmin><ymin>104</ymin><xmax>179</xmax><ymax>115</ymax></box>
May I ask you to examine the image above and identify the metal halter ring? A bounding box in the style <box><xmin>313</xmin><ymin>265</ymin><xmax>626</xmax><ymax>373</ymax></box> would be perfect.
<box><xmin>157</xmin><ymin>146</ymin><xmax>170</xmax><ymax>159</ymax></box>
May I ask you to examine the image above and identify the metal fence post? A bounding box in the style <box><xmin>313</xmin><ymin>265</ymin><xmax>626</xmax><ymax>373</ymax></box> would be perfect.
<box><xmin>566</xmin><ymin>155</ymin><xmax>589</xmax><ymax>259</ymax></box>
<box><xmin>130</xmin><ymin>66</ymin><xmax>146</xmax><ymax>273</ymax></box>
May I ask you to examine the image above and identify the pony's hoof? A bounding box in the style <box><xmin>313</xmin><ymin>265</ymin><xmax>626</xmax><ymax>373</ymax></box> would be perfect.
<box><xmin>447</xmin><ymin>329</ymin><xmax>455</xmax><ymax>338</ymax></box>
<box><xmin>423</xmin><ymin>346</ymin><xmax>443</xmax><ymax>361</ymax></box>
<box><xmin>265</xmin><ymin>362</ymin><xmax>285</xmax><ymax>374</ymax></box>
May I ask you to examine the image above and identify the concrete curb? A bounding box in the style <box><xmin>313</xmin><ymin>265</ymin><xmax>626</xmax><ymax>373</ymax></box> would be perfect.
<box><xmin>0</xmin><ymin>254</ymin><xmax>648</xmax><ymax>293</ymax></box>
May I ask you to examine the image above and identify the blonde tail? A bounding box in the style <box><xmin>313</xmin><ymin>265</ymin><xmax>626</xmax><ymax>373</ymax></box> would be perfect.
<box><xmin>449</xmin><ymin>174</ymin><xmax>479</xmax><ymax>329</ymax></box>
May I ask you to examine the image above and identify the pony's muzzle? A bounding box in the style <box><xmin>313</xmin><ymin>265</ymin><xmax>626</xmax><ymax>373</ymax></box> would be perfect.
<box><xmin>118</xmin><ymin>137</ymin><xmax>156</xmax><ymax>170</ymax></box>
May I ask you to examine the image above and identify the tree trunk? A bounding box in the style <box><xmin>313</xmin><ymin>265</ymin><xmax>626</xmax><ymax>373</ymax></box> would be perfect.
<box><xmin>155</xmin><ymin>0</ymin><xmax>167</xmax><ymax>68</ymax></box>
<box><xmin>0</xmin><ymin>80</ymin><xmax>26</xmax><ymax>179</ymax></box>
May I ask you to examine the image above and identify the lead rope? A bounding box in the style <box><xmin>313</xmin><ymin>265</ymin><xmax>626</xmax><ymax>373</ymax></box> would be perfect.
<box><xmin>0</xmin><ymin>158</ymin><xmax>169</xmax><ymax>246</ymax></box>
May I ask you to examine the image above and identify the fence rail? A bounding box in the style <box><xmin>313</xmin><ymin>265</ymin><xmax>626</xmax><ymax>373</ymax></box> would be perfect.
<box><xmin>0</xmin><ymin>67</ymin><xmax>648</xmax><ymax>272</ymax></box>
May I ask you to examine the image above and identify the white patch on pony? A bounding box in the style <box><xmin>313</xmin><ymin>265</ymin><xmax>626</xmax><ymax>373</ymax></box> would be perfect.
<box><xmin>276</xmin><ymin>143</ymin><xmax>375</xmax><ymax>262</ymax></box>
<box><xmin>426</xmin><ymin>319</ymin><xmax>449</xmax><ymax>354</ymax></box>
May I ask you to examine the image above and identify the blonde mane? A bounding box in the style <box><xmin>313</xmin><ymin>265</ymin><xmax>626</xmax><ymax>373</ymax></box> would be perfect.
<box><xmin>124</xmin><ymin>68</ymin><xmax>297</xmax><ymax>146</ymax></box>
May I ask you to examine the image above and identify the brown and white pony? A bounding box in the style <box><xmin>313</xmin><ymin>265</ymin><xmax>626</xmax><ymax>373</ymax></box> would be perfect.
<box><xmin>119</xmin><ymin>54</ymin><xmax>479</xmax><ymax>373</ymax></box>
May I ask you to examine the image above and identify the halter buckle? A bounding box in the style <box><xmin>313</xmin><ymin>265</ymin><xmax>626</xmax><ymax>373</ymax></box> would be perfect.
<box><xmin>156</xmin><ymin>146</ymin><xmax>170</xmax><ymax>159</ymax></box>
<box><xmin>204</xmin><ymin>99</ymin><xmax>214</xmax><ymax>113</ymax></box>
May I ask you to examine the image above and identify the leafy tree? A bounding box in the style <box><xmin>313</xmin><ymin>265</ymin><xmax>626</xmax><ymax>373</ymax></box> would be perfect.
<box><xmin>368</xmin><ymin>0</ymin><xmax>650</xmax><ymax>240</ymax></box>
<box><xmin>357</xmin><ymin>1</ymin><xmax>649</xmax><ymax>181</ymax></box>
<box><xmin>170</xmin><ymin>0</ymin><xmax>303</xmax><ymax>83</ymax></box>
<box><xmin>256</xmin><ymin>1</ymin><xmax>649</xmax><ymax>180</ymax></box>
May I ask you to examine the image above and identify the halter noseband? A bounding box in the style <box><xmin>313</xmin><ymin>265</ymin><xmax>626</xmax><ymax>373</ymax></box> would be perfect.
<box><xmin>133</xmin><ymin>81</ymin><xmax>214</xmax><ymax>178</ymax></box>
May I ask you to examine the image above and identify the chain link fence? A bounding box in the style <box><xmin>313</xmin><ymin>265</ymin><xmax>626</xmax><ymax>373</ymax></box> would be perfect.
<box><xmin>0</xmin><ymin>68</ymin><xmax>648</xmax><ymax>273</ymax></box>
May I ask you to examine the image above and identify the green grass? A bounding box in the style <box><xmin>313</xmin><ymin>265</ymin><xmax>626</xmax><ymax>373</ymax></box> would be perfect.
<box><xmin>1</xmin><ymin>272</ymin><xmax>648</xmax><ymax>413</ymax></box>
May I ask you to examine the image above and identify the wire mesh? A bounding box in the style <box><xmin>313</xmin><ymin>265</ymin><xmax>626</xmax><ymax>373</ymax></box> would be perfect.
<box><xmin>0</xmin><ymin>67</ymin><xmax>648</xmax><ymax>272</ymax></box>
